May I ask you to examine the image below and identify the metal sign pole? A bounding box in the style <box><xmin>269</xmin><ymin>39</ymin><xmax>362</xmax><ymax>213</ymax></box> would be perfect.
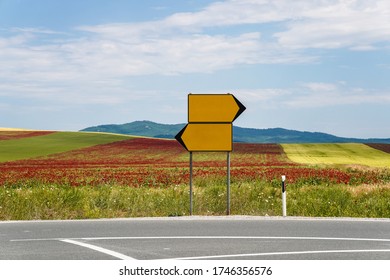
<box><xmin>189</xmin><ymin>152</ymin><xmax>193</xmax><ymax>216</ymax></box>
<box><xmin>227</xmin><ymin>151</ymin><xmax>231</xmax><ymax>215</ymax></box>
<box><xmin>282</xmin><ymin>175</ymin><xmax>287</xmax><ymax>217</ymax></box>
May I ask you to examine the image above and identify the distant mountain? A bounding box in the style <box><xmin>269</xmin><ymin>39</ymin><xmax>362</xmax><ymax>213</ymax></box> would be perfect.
<box><xmin>81</xmin><ymin>121</ymin><xmax>183</xmax><ymax>139</ymax></box>
<box><xmin>81</xmin><ymin>120</ymin><xmax>390</xmax><ymax>144</ymax></box>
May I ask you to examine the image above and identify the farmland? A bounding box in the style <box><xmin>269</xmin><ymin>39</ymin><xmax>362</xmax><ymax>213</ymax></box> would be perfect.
<box><xmin>1</xmin><ymin>131</ymin><xmax>390</xmax><ymax>219</ymax></box>
<box><xmin>0</xmin><ymin>131</ymin><xmax>131</xmax><ymax>162</ymax></box>
<box><xmin>282</xmin><ymin>143</ymin><xmax>390</xmax><ymax>168</ymax></box>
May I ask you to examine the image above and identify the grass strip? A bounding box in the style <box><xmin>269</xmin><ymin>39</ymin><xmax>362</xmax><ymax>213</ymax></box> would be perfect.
<box><xmin>1</xmin><ymin>181</ymin><xmax>390</xmax><ymax>220</ymax></box>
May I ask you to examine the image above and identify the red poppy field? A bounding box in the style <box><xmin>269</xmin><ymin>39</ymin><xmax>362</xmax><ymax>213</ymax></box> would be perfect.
<box><xmin>0</xmin><ymin>137</ymin><xmax>386</xmax><ymax>188</ymax></box>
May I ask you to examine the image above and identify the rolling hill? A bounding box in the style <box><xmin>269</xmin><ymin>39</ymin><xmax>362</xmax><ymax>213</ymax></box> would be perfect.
<box><xmin>0</xmin><ymin>131</ymin><xmax>131</xmax><ymax>162</ymax></box>
<box><xmin>81</xmin><ymin>120</ymin><xmax>390</xmax><ymax>144</ymax></box>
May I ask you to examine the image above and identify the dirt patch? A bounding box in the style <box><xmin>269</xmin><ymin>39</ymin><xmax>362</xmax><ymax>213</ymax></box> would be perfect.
<box><xmin>365</xmin><ymin>143</ymin><xmax>390</xmax><ymax>154</ymax></box>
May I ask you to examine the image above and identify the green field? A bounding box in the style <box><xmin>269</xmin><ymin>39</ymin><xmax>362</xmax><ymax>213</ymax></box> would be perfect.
<box><xmin>0</xmin><ymin>131</ymin><xmax>131</xmax><ymax>162</ymax></box>
<box><xmin>282</xmin><ymin>143</ymin><xmax>390</xmax><ymax>168</ymax></box>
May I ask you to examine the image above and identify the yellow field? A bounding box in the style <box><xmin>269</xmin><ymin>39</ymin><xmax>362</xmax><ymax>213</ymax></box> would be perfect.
<box><xmin>282</xmin><ymin>143</ymin><xmax>390</xmax><ymax>168</ymax></box>
<box><xmin>0</xmin><ymin>127</ymin><xmax>33</xmax><ymax>131</ymax></box>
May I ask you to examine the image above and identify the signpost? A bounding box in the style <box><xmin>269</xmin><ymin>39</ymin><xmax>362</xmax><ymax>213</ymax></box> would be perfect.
<box><xmin>188</xmin><ymin>94</ymin><xmax>246</xmax><ymax>123</ymax></box>
<box><xmin>175</xmin><ymin>123</ymin><xmax>232</xmax><ymax>152</ymax></box>
<box><xmin>282</xmin><ymin>175</ymin><xmax>287</xmax><ymax>217</ymax></box>
<box><xmin>175</xmin><ymin>93</ymin><xmax>246</xmax><ymax>215</ymax></box>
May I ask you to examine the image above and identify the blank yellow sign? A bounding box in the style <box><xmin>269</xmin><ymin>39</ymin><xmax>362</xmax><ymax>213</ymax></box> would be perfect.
<box><xmin>177</xmin><ymin>123</ymin><xmax>232</xmax><ymax>152</ymax></box>
<box><xmin>188</xmin><ymin>94</ymin><xmax>245</xmax><ymax>123</ymax></box>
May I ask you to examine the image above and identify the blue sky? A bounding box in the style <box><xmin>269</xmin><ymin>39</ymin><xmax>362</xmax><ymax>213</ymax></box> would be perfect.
<box><xmin>0</xmin><ymin>0</ymin><xmax>389</xmax><ymax>138</ymax></box>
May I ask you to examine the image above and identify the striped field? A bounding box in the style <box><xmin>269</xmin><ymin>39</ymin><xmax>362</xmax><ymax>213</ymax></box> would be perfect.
<box><xmin>282</xmin><ymin>143</ymin><xmax>390</xmax><ymax>168</ymax></box>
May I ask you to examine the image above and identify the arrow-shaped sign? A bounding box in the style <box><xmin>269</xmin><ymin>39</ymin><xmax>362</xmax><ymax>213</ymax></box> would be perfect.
<box><xmin>188</xmin><ymin>94</ymin><xmax>246</xmax><ymax>123</ymax></box>
<box><xmin>175</xmin><ymin>123</ymin><xmax>232</xmax><ymax>152</ymax></box>
<box><xmin>175</xmin><ymin>93</ymin><xmax>245</xmax><ymax>152</ymax></box>
<box><xmin>175</xmin><ymin>93</ymin><xmax>246</xmax><ymax>215</ymax></box>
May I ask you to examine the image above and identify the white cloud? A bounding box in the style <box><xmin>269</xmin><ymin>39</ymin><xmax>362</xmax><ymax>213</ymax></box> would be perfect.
<box><xmin>2</xmin><ymin>0</ymin><xmax>389</xmax><ymax>85</ymax></box>
<box><xmin>229</xmin><ymin>82</ymin><xmax>390</xmax><ymax>109</ymax></box>
<box><xmin>284</xmin><ymin>84</ymin><xmax>390</xmax><ymax>108</ymax></box>
<box><xmin>0</xmin><ymin>0</ymin><xmax>389</xmax><ymax>111</ymax></box>
<box><xmin>302</xmin><ymin>83</ymin><xmax>338</xmax><ymax>91</ymax></box>
<box><xmin>275</xmin><ymin>0</ymin><xmax>390</xmax><ymax>49</ymax></box>
<box><xmin>235</xmin><ymin>88</ymin><xmax>291</xmax><ymax>103</ymax></box>
<box><xmin>161</xmin><ymin>0</ymin><xmax>390</xmax><ymax>50</ymax></box>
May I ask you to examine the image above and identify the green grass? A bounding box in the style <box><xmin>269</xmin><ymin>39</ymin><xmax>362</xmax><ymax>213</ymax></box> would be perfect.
<box><xmin>282</xmin><ymin>143</ymin><xmax>390</xmax><ymax>168</ymax></box>
<box><xmin>0</xmin><ymin>131</ymin><xmax>131</xmax><ymax>162</ymax></box>
<box><xmin>1</xmin><ymin>181</ymin><xmax>390</xmax><ymax>219</ymax></box>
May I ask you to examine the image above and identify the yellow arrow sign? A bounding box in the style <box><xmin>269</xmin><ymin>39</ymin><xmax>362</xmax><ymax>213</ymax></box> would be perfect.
<box><xmin>175</xmin><ymin>123</ymin><xmax>232</xmax><ymax>152</ymax></box>
<box><xmin>188</xmin><ymin>94</ymin><xmax>246</xmax><ymax>123</ymax></box>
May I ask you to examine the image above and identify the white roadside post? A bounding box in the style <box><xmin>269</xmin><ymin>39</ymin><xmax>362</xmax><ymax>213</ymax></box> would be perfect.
<box><xmin>282</xmin><ymin>175</ymin><xmax>287</xmax><ymax>217</ymax></box>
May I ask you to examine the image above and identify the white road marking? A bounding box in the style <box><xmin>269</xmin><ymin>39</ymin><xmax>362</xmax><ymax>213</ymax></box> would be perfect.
<box><xmin>12</xmin><ymin>235</ymin><xmax>390</xmax><ymax>243</ymax></box>
<box><xmin>61</xmin><ymin>239</ymin><xmax>135</xmax><ymax>260</ymax></box>
<box><xmin>173</xmin><ymin>249</ymin><xmax>390</xmax><ymax>260</ymax></box>
<box><xmin>79</xmin><ymin>236</ymin><xmax>390</xmax><ymax>243</ymax></box>
<box><xmin>10</xmin><ymin>236</ymin><xmax>390</xmax><ymax>260</ymax></box>
<box><xmin>2</xmin><ymin>216</ymin><xmax>390</xmax><ymax>223</ymax></box>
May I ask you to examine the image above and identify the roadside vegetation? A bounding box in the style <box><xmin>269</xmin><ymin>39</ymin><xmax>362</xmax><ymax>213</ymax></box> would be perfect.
<box><xmin>1</xmin><ymin>132</ymin><xmax>390</xmax><ymax>220</ymax></box>
<box><xmin>1</xmin><ymin>179</ymin><xmax>390</xmax><ymax>219</ymax></box>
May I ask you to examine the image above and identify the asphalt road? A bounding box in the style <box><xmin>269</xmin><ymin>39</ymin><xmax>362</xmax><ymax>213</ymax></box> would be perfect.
<box><xmin>1</xmin><ymin>216</ymin><xmax>390</xmax><ymax>260</ymax></box>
